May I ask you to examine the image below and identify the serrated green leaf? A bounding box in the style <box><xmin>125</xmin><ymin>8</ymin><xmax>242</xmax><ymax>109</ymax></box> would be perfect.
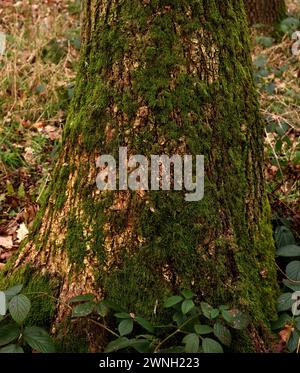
<box><xmin>23</xmin><ymin>326</ymin><xmax>55</xmax><ymax>353</ymax></box>
<box><xmin>8</xmin><ymin>295</ymin><xmax>31</xmax><ymax>324</ymax></box>
<box><xmin>201</xmin><ymin>302</ymin><xmax>213</xmax><ymax>319</ymax></box>
<box><xmin>277</xmin><ymin>293</ymin><xmax>293</xmax><ymax>312</ymax></box>
<box><xmin>130</xmin><ymin>339</ymin><xmax>151</xmax><ymax>353</ymax></box>
<box><xmin>0</xmin><ymin>291</ymin><xmax>6</xmax><ymax>316</ymax></box>
<box><xmin>283</xmin><ymin>279</ymin><xmax>300</xmax><ymax>292</ymax></box>
<box><xmin>4</xmin><ymin>285</ymin><xmax>23</xmax><ymax>300</ymax></box>
<box><xmin>229</xmin><ymin>309</ymin><xmax>249</xmax><ymax>330</ymax></box>
<box><xmin>210</xmin><ymin>309</ymin><xmax>220</xmax><ymax>319</ymax></box>
<box><xmin>96</xmin><ymin>302</ymin><xmax>108</xmax><ymax>317</ymax></box>
<box><xmin>295</xmin><ymin>317</ymin><xmax>300</xmax><ymax>331</ymax></box>
<box><xmin>277</xmin><ymin>245</ymin><xmax>300</xmax><ymax>257</ymax></box>
<box><xmin>181</xmin><ymin>300</ymin><xmax>195</xmax><ymax>315</ymax></box>
<box><xmin>164</xmin><ymin>296</ymin><xmax>183</xmax><ymax>308</ymax></box>
<box><xmin>71</xmin><ymin>302</ymin><xmax>94</xmax><ymax>317</ymax></box>
<box><xmin>118</xmin><ymin>319</ymin><xmax>134</xmax><ymax>336</ymax></box>
<box><xmin>271</xmin><ymin>313</ymin><xmax>292</xmax><ymax>330</ymax></box>
<box><xmin>135</xmin><ymin>316</ymin><xmax>154</xmax><ymax>333</ymax></box>
<box><xmin>104</xmin><ymin>337</ymin><xmax>130</xmax><ymax>352</ymax></box>
<box><xmin>275</xmin><ymin>226</ymin><xmax>295</xmax><ymax>248</ymax></box>
<box><xmin>182</xmin><ymin>333</ymin><xmax>199</xmax><ymax>353</ymax></box>
<box><xmin>202</xmin><ymin>338</ymin><xmax>224</xmax><ymax>353</ymax></box>
<box><xmin>194</xmin><ymin>324</ymin><xmax>213</xmax><ymax>335</ymax></box>
<box><xmin>69</xmin><ymin>294</ymin><xmax>95</xmax><ymax>303</ymax></box>
<box><xmin>221</xmin><ymin>309</ymin><xmax>234</xmax><ymax>323</ymax></box>
<box><xmin>0</xmin><ymin>344</ymin><xmax>24</xmax><ymax>353</ymax></box>
<box><xmin>214</xmin><ymin>322</ymin><xmax>231</xmax><ymax>346</ymax></box>
<box><xmin>0</xmin><ymin>323</ymin><xmax>20</xmax><ymax>347</ymax></box>
<box><xmin>287</xmin><ymin>330</ymin><xmax>300</xmax><ymax>352</ymax></box>
<box><xmin>286</xmin><ymin>261</ymin><xmax>300</xmax><ymax>281</ymax></box>
<box><xmin>173</xmin><ymin>312</ymin><xmax>186</xmax><ymax>326</ymax></box>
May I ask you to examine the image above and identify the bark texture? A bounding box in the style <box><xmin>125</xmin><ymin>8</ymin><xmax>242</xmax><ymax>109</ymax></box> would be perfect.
<box><xmin>1</xmin><ymin>0</ymin><xmax>278</xmax><ymax>351</ymax></box>
<box><xmin>244</xmin><ymin>0</ymin><xmax>286</xmax><ymax>25</ymax></box>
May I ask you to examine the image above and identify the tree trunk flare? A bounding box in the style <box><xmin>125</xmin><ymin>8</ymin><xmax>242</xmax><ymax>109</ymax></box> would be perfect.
<box><xmin>3</xmin><ymin>0</ymin><xmax>278</xmax><ymax>351</ymax></box>
<box><xmin>244</xmin><ymin>0</ymin><xmax>286</xmax><ymax>25</ymax></box>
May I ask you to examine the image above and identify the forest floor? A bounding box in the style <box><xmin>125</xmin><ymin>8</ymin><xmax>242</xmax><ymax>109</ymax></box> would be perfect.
<box><xmin>0</xmin><ymin>0</ymin><xmax>299</xmax><ymax>266</ymax></box>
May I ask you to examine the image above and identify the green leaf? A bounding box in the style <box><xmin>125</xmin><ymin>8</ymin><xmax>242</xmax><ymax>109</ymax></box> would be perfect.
<box><xmin>277</xmin><ymin>245</ymin><xmax>300</xmax><ymax>257</ymax></box>
<box><xmin>69</xmin><ymin>294</ymin><xmax>94</xmax><ymax>303</ymax></box>
<box><xmin>201</xmin><ymin>302</ymin><xmax>213</xmax><ymax>319</ymax></box>
<box><xmin>23</xmin><ymin>326</ymin><xmax>55</xmax><ymax>353</ymax></box>
<box><xmin>256</xmin><ymin>36</ymin><xmax>274</xmax><ymax>48</ymax></box>
<box><xmin>4</xmin><ymin>285</ymin><xmax>23</xmax><ymax>300</ymax></box>
<box><xmin>95</xmin><ymin>302</ymin><xmax>108</xmax><ymax>317</ymax></box>
<box><xmin>280</xmin><ymin>17</ymin><xmax>300</xmax><ymax>34</ymax></box>
<box><xmin>229</xmin><ymin>309</ymin><xmax>249</xmax><ymax>330</ymax></box>
<box><xmin>164</xmin><ymin>296</ymin><xmax>183</xmax><ymax>308</ymax></box>
<box><xmin>295</xmin><ymin>317</ymin><xmax>300</xmax><ymax>331</ymax></box>
<box><xmin>181</xmin><ymin>300</ymin><xmax>195</xmax><ymax>315</ymax></box>
<box><xmin>286</xmin><ymin>261</ymin><xmax>300</xmax><ymax>281</ymax></box>
<box><xmin>173</xmin><ymin>312</ymin><xmax>186</xmax><ymax>326</ymax></box>
<box><xmin>104</xmin><ymin>337</ymin><xmax>130</xmax><ymax>352</ymax></box>
<box><xmin>130</xmin><ymin>339</ymin><xmax>152</xmax><ymax>353</ymax></box>
<box><xmin>277</xmin><ymin>293</ymin><xmax>293</xmax><ymax>312</ymax></box>
<box><xmin>182</xmin><ymin>333</ymin><xmax>200</xmax><ymax>353</ymax></box>
<box><xmin>0</xmin><ymin>344</ymin><xmax>24</xmax><ymax>353</ymax></box>
<box><xmin>194</xmin><ymin>324</ymin><xmax>213</xmax><ymax>335</ymax></box>
<box><xmin>202</xmin><ymin>338</ymin><xmax>224</xmax><ymax>353</ymax></box>
<box><xmin>221</xmin><ymin>309</ymin><xmax>234</xmax><ymax>323</ymax></box>
<box><xmin>0</xmin><ymin>323</ymin><xmax>20</xmax><ymax>347</ymax></box>
<box><xmin>287</xmin><ymin>330</ymin><xmax>300</xmax><ymax>353</ymax></box>
<box><xmin>118</xmin><ymin>319</ymin><xmax>134</xmax><ymax>336</ymax></box>
<box><xmin>275</xmin><ymin>226</ymin><xmax>295</xmax><ymax>248</ymax></box>
<box><xmin>0</xmin><ymin>291</ymin><xmax>6</xmax><ymax>316</ymax></box>
<box><xmin>181</xmin><ymin>290</ymin><xmax>194</xmax><ymax>299</ymax></box>
<box><xmin>71</xmin><ymin>302</ymin><xmax>94</xmax><ymax>317</ymax></box>
<box><xmin>210</xmin><ymin>309</ymin><xmax>220</xmax><ymax>319</ymax></box>
<box><xmin>214</xmin><ymin>322</ymin><xmax>231</xmax><ymax>346</ymax></box>
<box><xmin>271</xmin><ymin>313</ymin><xmax>292</xmax><ymax>330</ymax></box>
<box><xmin>115</xmin><ymin>312</ymin><xmax>131</xmax><ymax>319</ymax></box>
<box><xmin>135</xmin><ymin>316</ymin><xmax>154</xmax><ymax>333</ymax></box>
<box><xmin>8</xmin><ymin>294</ymin><xmax>31</xmax><ymax>324</ymax></box>
<box><xmin>283</xmin><ymin>279</ymin><xmax>300</xmax><ymax>292</ymax></box>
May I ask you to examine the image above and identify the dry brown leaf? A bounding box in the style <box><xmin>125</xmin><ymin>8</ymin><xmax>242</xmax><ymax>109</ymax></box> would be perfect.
<box><xmin>0</xmin><ymin>235</ymin><xmax>13</xmax><ymax>249</ymax></box>
<box><xmin>279</xmin><ymin>324</ymin><xmax>294</xmax><ymax>343</ymax></box>
<box><xmin>16</xmin><ymin>223</ymin><xmax>29</xmax><ymax>243</ymax></box>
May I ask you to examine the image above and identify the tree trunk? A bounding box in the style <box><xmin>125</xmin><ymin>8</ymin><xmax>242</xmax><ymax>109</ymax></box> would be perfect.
<box><xmin>244</xmin><ymin>0</ymin><xmax>286</xmax><ymax>25</ymax></box>
<box><xmin>2</xmin><ymin>0</ymin><xmax>278</xmax><ymax>351</ymax></box>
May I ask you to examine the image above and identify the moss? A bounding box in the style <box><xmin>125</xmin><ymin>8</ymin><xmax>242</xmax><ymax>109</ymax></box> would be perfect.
<box><xmin>65</xmin><ymin>214</ymin><xmax>86</xmax><ymax>268</ymax></box>
<box><xmin>0</xmin><ymin>265</ymin><xmax>58</xmax><ymax>327</ymax></box>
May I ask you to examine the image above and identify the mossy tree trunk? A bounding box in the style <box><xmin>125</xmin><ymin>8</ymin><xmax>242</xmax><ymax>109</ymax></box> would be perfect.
<box><xmin>6</xmin><ymin>0</ymin><xmax>278</xmax><ymax>351</ymax></box>
<box><xmin>244</xmin><ymin>0</ymin><xmax>286</xmax><ymax>25</ymax></box>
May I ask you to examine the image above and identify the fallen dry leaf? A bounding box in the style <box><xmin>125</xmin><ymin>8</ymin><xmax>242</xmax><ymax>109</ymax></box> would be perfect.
<box><xmin>0</xmin><ymin>235</ymin><xmax>13</xmax><ymax>249</ymax></box>
<box><xmin>279</xmin><ymin>324</ymin><xmax>294</xmax><ymax>343</ymax></box>
<box><xmin>16</xmin><ymin>223</ymin><xmax>29</xmax><ymax>243</ymax></box>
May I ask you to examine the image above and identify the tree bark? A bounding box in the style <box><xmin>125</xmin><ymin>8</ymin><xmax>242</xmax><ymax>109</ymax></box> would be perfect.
<box><xmin>244</xmin><ymin>0</ymin><xmax>286</xmax><ymax>25</ymax></box>
<box><xmin>2</xmin><ymin>0</ymin><xmax>278</xmax><ymax>351</ymax></box>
